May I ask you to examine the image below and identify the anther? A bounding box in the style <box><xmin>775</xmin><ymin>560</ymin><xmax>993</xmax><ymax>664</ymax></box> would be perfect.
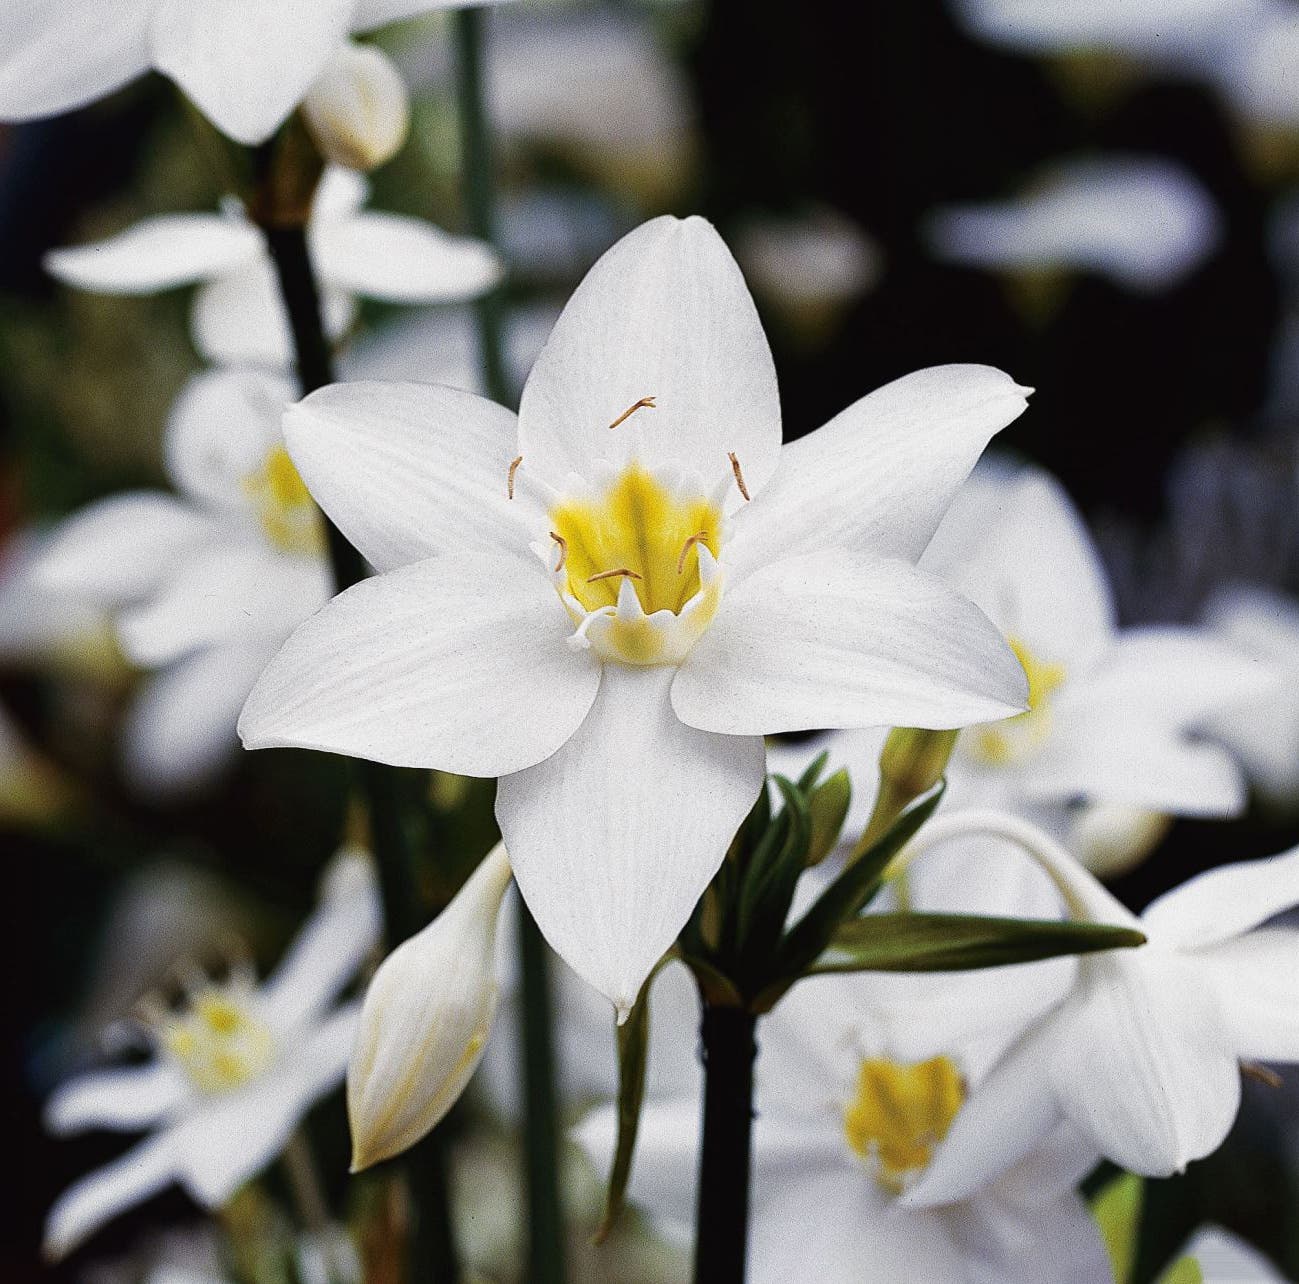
<box><xmin>507</xmin><ymin>455</ymin><xmax>523</xmax><ymax>500</ymax></box>
<box><xmin>728</xmin><ymin>451</ymin><xmax>751</xmax><ymax>501</ymax></box>
<box><xmin>676</xmin><ymin>531</ymin><xmax>709</xmax><ymax>575</ymax></box>
<box><xmin>587</xmin><ymin>567</ymin><xmax>643</xmax><ymax>584</ymax></box>
<box><xmin>549</xmin><ymin>531</ymin><xmax>568</xmax><ymax>572</ymax></box>
<box><xmin>1243</xmin><ymin>1061</ymin><xmax>1283</xmax><ymax>1088</ymax></box>
<box><xmin>609</xmin><ymin>396</ymin><xmax>656</xmax><ymax>430</ymax></box>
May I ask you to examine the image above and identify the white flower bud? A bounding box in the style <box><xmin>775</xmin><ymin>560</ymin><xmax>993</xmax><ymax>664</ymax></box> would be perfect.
<box><xmin>302</xmin><ymin>42</ymin><xmax>411</xmax><ymax>173</ymax></box>
<box><xmin>1068</xmin><ymin>803</ymin><xmax>1171</xmax><ymax>880</ymax></box>
<box><xmin>347</xmin><ymin>843</ymin><xmax>512</xmax><ymax>1170</ymax></box>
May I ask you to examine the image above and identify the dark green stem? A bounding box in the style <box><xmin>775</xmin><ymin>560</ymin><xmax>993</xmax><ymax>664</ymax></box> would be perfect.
<box><xmin>692</xmin><ymin>1004</ymin><xmax>757</xmax><ymax>1284</ymax></box>
<box><xmin>262</xmin><ymin>221</ymin><xmax>463</xmax><ymax>1284</ymax></box>
<box><xmin>453</xmin><ymin>11</ymin><xmax>567</xmax><ymax>1282</ymax></box>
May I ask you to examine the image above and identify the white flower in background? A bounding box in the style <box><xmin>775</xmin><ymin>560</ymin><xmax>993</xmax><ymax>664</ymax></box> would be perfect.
<box><xmin>576</xmin><ymin>963</ymin><xmax>1109</xmax><ymax>1283</ymax></box>
<box><xmin>1181</xmin><ymin>1226</ymin><xmax>1287</xmax><ymax>1282</ymax></box>
<box><xmin>36</xmin><ymin>368</ymin><xmax>332</xmax><ymax>796</ymax></box>
<box><xmin>926</xmin><ymin>156</ymin><xmax>1222</xmax><ymax>292</ymax></box>
<box><xmin>0</xmin><ymin>0</ymin><xmax>502</xmax><ymax>150</ymax></box>
<box><xmin>299</xmin><ymin>40</ymin><xmax>411</xmax><ymax>172</ymax></box>
<box><xmin>43</xmin><ymin>849</ymin><xmax>381</xmax><ymax>1261</ymax></box>
<box><xmin>45</xmin><ymin>168</ymin><xmax>502</xmax><ymax>369</ymax></box>
<box><xmin>904</xmin><ymin>814</ymin><xmax>1299</xmax><ymax>1205</ymax></box>
<box><xmin>1210</xmin><ymin>6</ymin><xmax>1299</xmax><ymax>135</ymax></box>
<box><xmin>239</xmin><ymin>215</ymin><xmax>1031</xmax><ymax>1015</ymax></box>
<box><xmin>1202</xmin><ymin>585</ymin><xmax>1299</xmax><ymax>809</ymax></box>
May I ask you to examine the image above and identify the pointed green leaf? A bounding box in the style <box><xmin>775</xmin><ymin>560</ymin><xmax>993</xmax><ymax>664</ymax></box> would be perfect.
<box><xmin>796</xmin><ymin>749</ymin><xmax>830</xmax><ymax>792</ymax></box>
<box><xmin>1157</xmin><ymin>1259</ymin><xmax>1203</xmax><ymax>1284</ymax></box>
<box><xmin>736</xmin><ymin>775</ymin><xmax>811</xmax><ymax>965</ymax></box>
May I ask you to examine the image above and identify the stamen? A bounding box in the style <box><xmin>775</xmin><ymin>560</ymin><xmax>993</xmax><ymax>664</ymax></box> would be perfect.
<box><xmin>608</xmin><ymin>396</ymin><xmax>656</xmax><ymax>430</ymax></box>
<box><xmin>587</xmin><ymin>567</ymin><xmax>643</xmax><ymax>584</ymax></box>
<box><xmin>728</xmin><ymin>451</ymin><xmax>751</xmax><ymax>501</ymax></box>
<box><xmin>549</xmin><ymin>530</ymin><xmax>568</xmax><ymax>572</ymax></box>
<box><xmin>1243</xmin><ymin>1061</ymin><xmax>1283</xmax><ymax>1088</ymax></box>
<box><xmin>507</xmin><ymin>455</ymin><xmax>523</xmax><ymax>500</ymax></box>
<box><xmin>676</xmin><ymin>531</ymin><xmax>709</xmax><ymax>575</ymax></box>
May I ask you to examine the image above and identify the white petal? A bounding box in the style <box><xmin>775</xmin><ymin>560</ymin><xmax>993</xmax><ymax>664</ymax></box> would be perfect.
<box><xmin>191</xmin><ymin>261</ymin><xmax>356</xmax><ymax>369</ymax></box>
<box><xmin>45</xmin><ymin>215</ymin><xmax>260</xmax><ymax>293</ymax></box>
<box><xmin>118</xmin><ymin>545</ymin><xmax>330</xmax><ymax>667</ymax></box>
<box><xmin>36</xmin><ymin>494</ymin><xmax>218</xmax><ymax>607</ymax></box>
<box><xmin>44</xmin><ymin>1133</ymin><xmax>180</xmax><ymax>1261</ymax></box>
<box><xmin>122</xmin><ymin>644</ymin><xmax>273</xmax><ymax>796</ymax></box>
<box><xmin>1182</xmin><ymin>1225</ymin><xmax>1287</xmax><ymax>1282</ymax></box>
<box><xmin>283</xmin><ymin>381</ymin><xmax>528</xmax><ymax>573</ymax></box>
<box><xmin>44</xmin><ymin>1063</ymin><xmax>190</xmax><ymax>1135</ymax></box>
<box><xmin>0</xmin><ymin>0</ymin><xmax>151</xmax><ymax>120</ymax></box>
<box><xmin>314</xmin><ymin>214</ymin><xmax>502</xmax><ymax>303</ymax></box>
<box><xmin>150</xmin><ymin>0</ymin><xmax>354</xmax><ymax>145</ymax></box>
<box><xmin>672</xmin><ymin>550</ymin><xmax>1028</xmax><ymax>737</ymax></box>
<box><xmin>727</xmin><ymin>366</ymin><xmax>1030</xmax><ymax>578</ymax></box>
<box><xmin>239</xmin><ymin>553</ymin><xmax>600</xmax><ymax>776</ymax></box>
<box><xmin>516</xmin><ymin>215</ymin><xmax>781</xmax><ymax>497</ymax></box>
<box><xmin>497</xmin><ymin>664</ymin><xmax>765</xmax><ymax>1015</ymax></box>
<box><xmin>1194</xmin><ymin>929</ymin><xmax>1299</xmax><ymax>1062</ymax></box>
<box><xmin>301</xmin><ymin>41</ymin><xmax>410</xmax><ymax>172</ymax></box>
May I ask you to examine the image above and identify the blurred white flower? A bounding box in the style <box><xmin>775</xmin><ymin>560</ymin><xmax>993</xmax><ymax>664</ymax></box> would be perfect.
<box><xmin>239</xmin><ymin>214</ymin><xmax>1031</xmax><ymax>1015</ymax></box>
<box><xmin>905</xmin><ymin>814</ymin><xmax>1299</xmax><ymax>1204</ymax></box>
<box><xmin>927</xmin><ymin>156</ymin><xmax>1222</xmax><ymax>292</ymax></box>
<box><xmin>35</xmin><ymin>368</ymin><xmax>332</xmax><ymax>796</ymax></box>
<box><xmin>0</xmin><ymin>0</ymin><xmax>503</xmax><ymax>148</ymax></box>
<box><xmin>300</xmin><ymin>40</ymin><xmax>411</xmax><ymax>172</ymax></box>
<box><xmin>1210</xmin><ymin>6</ymin><xmax>1299</xmax><ymax>134</ymax></box>
<box><xmin>44</xmin><ymin>168</ymin><xmax>502</xmax><ymax>369</ymax></box>
<box><xmin>1181</xmin><ymin>1225</ymin><xmax>1286</xmax><ymax>1282</ymax></box>
<box><xmin>43</xmin><ymin>848</ymin><xmax>381</xmax><ymax>1261</ymax></box>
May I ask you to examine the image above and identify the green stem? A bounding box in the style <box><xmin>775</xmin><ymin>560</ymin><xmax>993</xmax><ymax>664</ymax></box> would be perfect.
<box><xmin>261</xmin><ymin>220</ymin><xmax>463</xmax><ymax>1284</ymax></box>
<box><xmin>453</xmin><ymin>12</ymin><xmax>567</xmax><ymax>1282</ymax></box>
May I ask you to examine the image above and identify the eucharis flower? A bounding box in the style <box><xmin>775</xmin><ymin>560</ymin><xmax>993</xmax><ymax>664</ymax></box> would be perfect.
<box><xmin>36</xmin><ymin>368</ymin><xmax>333</xmax><ymax>795</ymax></box>
<box><xmin>45</xmin><ymin>168</ymin><xmax>502</xmax><ymax>369</ymax></box>
<box><xmin>43</xmin><ymin>849</ymin><xmax>381</xmax><ymax>1261</ymax></box>
<box><xmin>0</xmin><ymin>0</ymin><xmax>501</xmax><ymax>150</ymax></box>
<box><xmin>239</xmin><ymin>215</ymin><xmax>1032</xmax><ymax>1015</ymax></box>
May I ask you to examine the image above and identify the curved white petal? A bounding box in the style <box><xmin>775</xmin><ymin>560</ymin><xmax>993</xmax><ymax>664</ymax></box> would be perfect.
<box><xmin>497</xmin><ymin>664</ymin><xmax>765</xmax><ymax>1015</ymax></box>
<box><xmin>150</xmin><ymin>0</ymin><xmax>354</xmax><ymax>145</ymax></box>
<box><xmin>727</xmin><ymin>366</ymin><xmax>1030</xmax><ymax>578</ymax></box>
<box><xmin>1141</xmin><ymin>846</ymin><xmax>1299</xmax><ymax>948</ymax></box>
<box><xmin>0</xmin><ymin>0</ymin><xmax>151</xmax><ymax>120</ymax></box>
<box><xmin>122</xmin><ymin>644</ymin><xmax>273</xmax><ymax>796</ymax></box>
<box><xmin>1195</xmin><ymin>929</ymin><xmax>1299</xmax><ymax>1062</ymax></box>
<box><xmin>44</xmin><ymin>1063</ymin><xmax>190</xmax><ymax>1135</ymax></box>
<box><xmin>517</xmin><ymin>215</ymin><xmax>781</xmax><ymax>498</ymax></box>
<box><xmin>36</xmin><ymin>494</ymin><xmax>218</xmax><ymax>606</ymax></box>
<box><xmin>672</xmin><ymin>551</ymin><xmax>1028</xmax><ymax>737</ymax></box>
<box><xmin>43</xmin><ymin>1133</ymin><xmax>180</xmax><ymax>1261</ymax></box>
<box><xmin>239</xmin><ymin>553</ymin><xmax>600</xmax><ymax>776</ymax></box>
<box><xmin>314</xmin><ymin>214</ymin><xmax>502</xmax><ymax>303</ymax></box>
<box><xmin>1182</xmin><ymin>1225</ymin><xmax>1288</xmax><ymax>1282</ymax></box>
<box><xmin>45</xmin><ymin>216</ymin><xmax>260</xmax><ymax>293</ymax></box>
<box><xmin>301</xmin><ymin>41</ymin><xmax>410</xmax><ymax>172</ymax></box>
<box><xmin>283</xmin><ymin>381</ymin><xmax>528</xmax><ymax>573</ymax></box>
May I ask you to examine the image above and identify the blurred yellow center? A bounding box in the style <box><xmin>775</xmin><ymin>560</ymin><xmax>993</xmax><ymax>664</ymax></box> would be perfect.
<box><xmin>161</xmin><ymin>986</ymin><xmax>276</xmax><ymax>1095</ymax></box>
<box><xmin>969</xmin><ymin>636</ymin><xmax>1066</xmax><ymax>765</ymax></box>
<box><xmin>244</xmin><ymin>446</ymin><xmax>324</xmax><ymax>557</ymax></box>
<box><xmin>549</xmin><ymin>464</ymin><xmax>722</xmax><ymax>616</ymax></box>
<box><xmin>843</xmin><ymin>1055</ymin><xmax>965</xmax><ymax>1194</ymax></box>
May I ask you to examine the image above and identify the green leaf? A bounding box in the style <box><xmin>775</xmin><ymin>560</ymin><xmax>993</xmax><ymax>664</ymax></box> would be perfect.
<box><xmin>810</xmin><ymin>912</ymin><xmax>1146</xmax><ymax>975</ymax></box>
<box><xmin>735</xmin><ymin>775</ymin><xmax>811</xmax><ymax>965</ymax></box>
<box><xmin>1093</xmin><ymin>1171</ymin><xmax>1144</xmax><ymax>1284</ymax></box>
<box><xmin>796</xmin><ymin>749</ymin><xmax>830</xmax><ymax>792</ymax></box>
<box><xmin>1156</xmin><ymin>1259</ymin><xmax>1203</xmax><ymax>1284</ymax></box>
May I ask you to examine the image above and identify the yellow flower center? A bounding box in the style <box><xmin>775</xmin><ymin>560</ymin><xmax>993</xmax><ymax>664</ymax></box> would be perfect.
<box><xmin>160</xmin><ymin>986</ymin><xmax>276</xmax><ymax>1095</ymax></box>
<box><xmin>968</xmin><ymin>636</ymin><xmax>1067</xmax><ymax>765</ymax></box>
<box><xmin>244</xmin><ymin>446</ymin><xmax>324</xmax><ymax>557</ymax></box>
<box><xmin>843</xmin><ymin>1055</ymin><xmax>965</xmax><ymax>1194</ymax></box>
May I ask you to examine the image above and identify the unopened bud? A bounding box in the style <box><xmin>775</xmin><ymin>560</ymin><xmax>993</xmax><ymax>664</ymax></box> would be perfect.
<box><xmin>854</xmin><ymin>729</ymin><xmax>957</xmax><ymax>858</ymax></box>
<box><xmin>348</xmin><ymin>843</ymin><xmax>512</xmax><ymax>1171</ymax></box>
<box><xmin>302</xmin><ymin>42</ymin><xmax>411</xmax><ymax>173</ymax></box>
<box><xmin>806</xmin><ymin>768</ymin><xmax>851</xmax><ymax>866</ymax></box>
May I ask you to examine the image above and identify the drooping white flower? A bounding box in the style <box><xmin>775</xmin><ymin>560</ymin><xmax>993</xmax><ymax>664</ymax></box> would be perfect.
<box><xmin>0</xmin><ymin>0</ymin><xmax>503</xmax><ymax>149</ymax></box>
<box><xmin>926</xmin><ymin>156</ymin><xmax>1223</xmax><ymax>292</ymax></box>
<box><xmin>43</xmin><ymin>848</ymin><xmax>381</xmax><ymax>1261</ymax></box>
<box><xmin>903</xmin><ymin>812</ymin><xmax>1299</xmax><ymax>1205</ymax></box>
<box><xmin>35</xmin><ymin>368</ymin><xmax>333</xmax><ymax>795</ymax></box>
<box><xmin>44</xmin><ymin>168</ymin><xmax>502</xmax><ymax>369</ymax></box>
<box><xmin>239</xmin><ymin>215</ymin><xmax>1032</xmax><ymax>1015</ymax></box>
<box><xmin>575</xmin><ymin>962</ymin><xmax>1110</xmax><ymax>1283</ymax></box>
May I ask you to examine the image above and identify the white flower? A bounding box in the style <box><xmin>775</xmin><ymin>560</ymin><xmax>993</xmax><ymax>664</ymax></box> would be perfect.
<box><xmin>238</xmin><ymin>214</ymin><xmax>1032</xmax><ymax>1015</ymax></box>
<box><xmin>903</xmin><ymin>812</ymin><xmax>1299</xmax><ymax>1205</ymax></box>
<box><xmin>348</xmin><ymin>842</ymin><xmax>512</xmax><ymax>1169</ymax></box>
<box><xmin>44</xmin><ymin>168</ymin><xmax>502</xmax><ymax>369</ymax></box>
<box><xmin>575</xmin><ymin>964</ymin><xmax>1110</xmax><ymax>1283</ymax></box>
<box><xmin>300</xmin><ymin>40</ymin><xmax>411</xmax><ymax>172</ymax></box>
<box><xmin>36</xmin><ymin>368</ymin><xmax>333</xmax><ymax>795</ymax></box>
<box><xmin>1181</xmin><ymin>1226</ymin><xmax>1286</xmax><ymax>1282</ymax></box>
<box><xmin>43</xmin><ymin>848</ymin><xmax>381</xmax><ymax>1261</ymax></box>
<box><xmin>0</xmin><ymin>0</ymin><xmax>502</xmax><ymax>148</ymax></box>
<box><xmin>926</xmin><ymin>156</ymin><xmax>1222</xmax><ymax>292</ymax></box>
